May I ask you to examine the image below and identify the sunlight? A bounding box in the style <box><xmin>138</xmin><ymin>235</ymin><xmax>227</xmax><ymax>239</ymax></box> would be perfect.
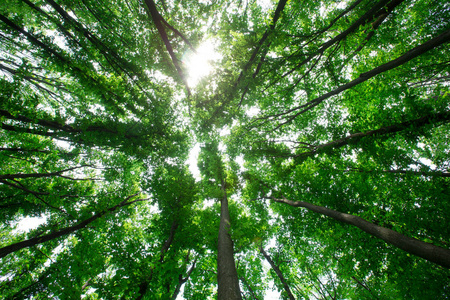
<box><xmin>187</xmin><ymin>143</ymin><xmax>201</xmax><ymax>181</ymax></box>
<box><xmin>184</xmin><ymin>40</ymin><xmax>221</xmax><ymax>86</ymax></box>
<box><xmin>13</xmin><ymin>215</ymin><xmax>48</xmax><ymax>233</ymax></box>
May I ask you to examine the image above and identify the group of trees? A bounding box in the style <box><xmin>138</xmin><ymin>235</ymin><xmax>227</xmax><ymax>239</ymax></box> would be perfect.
<box><xmin>0</xmin><ymin>0</ymin><xmax>449</xmax><ymax>298</ymax></box>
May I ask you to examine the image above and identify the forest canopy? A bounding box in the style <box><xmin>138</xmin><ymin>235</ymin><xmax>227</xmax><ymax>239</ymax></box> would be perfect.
<box><xmin>0</xmin><ymin>0</ymin><xmax>449</xmax><ymax>299</ymax></box>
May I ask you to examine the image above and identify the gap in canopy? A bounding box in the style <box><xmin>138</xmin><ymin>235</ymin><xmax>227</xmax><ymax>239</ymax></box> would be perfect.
<box><xmin>183</xmin><ymin>40</ymin><xmax>222</xmax><ymax>87</ymax></box>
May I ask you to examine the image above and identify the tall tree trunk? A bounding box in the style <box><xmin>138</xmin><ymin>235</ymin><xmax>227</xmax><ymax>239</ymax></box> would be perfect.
<box><xmin>0</xmin><ymin>195</ymin><xmax>147</xmax><ymax>258</ymax></box>
<box><xmin>269</xmin><ymin>196</ymin><xmax>450</xmax><ymax>268</ymax></box>
<box><xmin>260</xmin><ymin>246</ymin><xmax>296</xmax><ymax>300</ymax></box>
<box><xmin>217</xmin><ymin>180</ymin><xmax>242</xmax><ymax>300</ymax></box>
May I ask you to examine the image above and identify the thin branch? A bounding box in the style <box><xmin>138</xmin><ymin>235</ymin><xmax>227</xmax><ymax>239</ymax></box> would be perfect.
<box><xmin>143</xmin><ymin>0</ymin><xmax>191</xmax><ymax>95</ymax></box>
<box><xmin>0</xmin><ymin>194</ymin><xmax>148</xmax><ymax>258</ymax></box>
<box><xmin>251</xmin><ymin>28</ymin><xmax>450</xmax><ymax>130</ymax></box>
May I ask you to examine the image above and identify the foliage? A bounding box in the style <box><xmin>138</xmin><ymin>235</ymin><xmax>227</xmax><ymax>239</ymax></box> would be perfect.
<box><xmin>1</xmin><ymin>0</ymin><xmax>449</xmax><ymax>299</ymax></box>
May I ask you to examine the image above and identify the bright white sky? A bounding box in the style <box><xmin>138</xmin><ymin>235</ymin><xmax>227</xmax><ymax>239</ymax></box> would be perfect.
<box><xmin>187</xmin><ymin>143</ymin><xmax>201</xmax><ymax>181</ymax></box>
<box><xmin>14</xmin><ymin>215</ymin><xmax>47</xmax><ymax>233</ymax></box>
<box><xmin>184</xmin><ymin>40</ymin><xmax>222</xmax><ymax>87</ymax></box>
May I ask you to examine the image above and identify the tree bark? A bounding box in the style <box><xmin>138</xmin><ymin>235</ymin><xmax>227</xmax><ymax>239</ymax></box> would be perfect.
<box><xmin>0</xmin><ymin>195</ymin><xmax>148</xmax><ymax>258</ymax></box>
<box><xmin>217</xmin><ymin>180</ymin><xmax>242</xmax><ymax>300</ymax></box>
<box><xmin>269</xmin><ymin>196</ymin><xmax>450</xmax><ymax>268</ymax></box>
<box><xmin>260</xmin><ymin>246</ymin><xmax>296</xmax><ymax>300</ymax></box>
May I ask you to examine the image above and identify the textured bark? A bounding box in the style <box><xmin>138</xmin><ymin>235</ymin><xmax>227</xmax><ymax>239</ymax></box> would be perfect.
<box><xmin>260</xmin><ymin>246</ymin><xmax>296</xmax><ymax>300</ymax></box>
<box><xmin>270</xmin><ymin>196</ymin><xmax>450</xmax><ymax>268</ymax></box>
<box><xmin>217</xmin><ymin>180</ymin><xmax>242</xmax><ymax>300</ymax></box>
<box><xmin>0</xmin><ymin>195</ymin><xmax>147</xmax><ymax>258</ymax></box>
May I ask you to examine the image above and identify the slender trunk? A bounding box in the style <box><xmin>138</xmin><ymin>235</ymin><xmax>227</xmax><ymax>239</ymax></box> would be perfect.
<box><xmin>260</xmin><ymin>246</ymin><xmax>296</xmax><ymax>300</ymax></box>
<box><xmin>270</xmin><ymin>196</ymin><xmax>450</xmax><ymax>268</ymax></box>
<box><xmin>171</xmin><ymin>276</ymin><xmax>184</xmax><ymax>300</ymax></box>
<box><xmin>0</xmin><ymin>196</ymin><xmax>147</xmax><ymax>258</ymax></box>
<box><xmin>0</xmin><ymin>165</ymin><xmax>88</xmax><ymax>180</ymax></box>
<box><xmin>42</xmin><ymin>0</ymin><xmax>137</xmax><ymax>74</ymax></box>
<box><xmin>236</xmin><ymin>0</ymin><xmax>288</xmax><ymax>85</ymax></box>
<box><xmin>0</xmin><ymin>148</ymin><xmax>51</xmax><ymax>154</ymax></box>
<box><xmin>6</xmin><ymin>272</ymin><xmax>49</xmax><ymax>300</ymax></box>
<box><xmin>240</xmin><ymin>276</ymin><xmax>260</xmax><ymax>300</ymax></box>
<box><xmin>351</xmin><ymin>276</ymin><xmax>372</xmax><ymax>293</ymax></box>
<box><xmin>237</xmin><ymin>0</ymin><xmax>288</xmax><ymax>105</ymax></box>
<box><xmin>217</xmin><ymin>180</ymin><xmax>242</xmax><ymax>300</ymax></box>
<box><xmin>351</xmin><ymin>168</ymin><xmax>450</xmax><ymax>178</ymax></box>
<box><xmin>0</xmin><ymin>109</ymin><xmax>140</xmax><ymax>138</ymax></box>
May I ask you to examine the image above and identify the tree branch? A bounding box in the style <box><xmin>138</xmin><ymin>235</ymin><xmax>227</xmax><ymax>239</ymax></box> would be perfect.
<box><xmin>268</xmin><ymin>195</ymin><xmax>450</xmax><ymax>268</ymax></box>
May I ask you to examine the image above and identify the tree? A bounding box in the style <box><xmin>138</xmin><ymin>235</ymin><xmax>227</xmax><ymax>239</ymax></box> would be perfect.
<box><xmin>1</xmin><ymin>0</ymin><xmax>449</xmax><ymax>299</ymax></box>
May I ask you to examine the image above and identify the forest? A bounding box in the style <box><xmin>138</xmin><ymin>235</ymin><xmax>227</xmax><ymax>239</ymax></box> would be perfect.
<box><xmin>0</xmin><ymin>0</ymin><xmax>449</xmax><ymax>299</ymax></box>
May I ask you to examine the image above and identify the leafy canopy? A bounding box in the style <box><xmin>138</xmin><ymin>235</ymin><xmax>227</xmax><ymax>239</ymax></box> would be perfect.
<box><xmin>1</xmin><ymin>0</ymin><xmax>449</xmax><ymax>299</ymax></box>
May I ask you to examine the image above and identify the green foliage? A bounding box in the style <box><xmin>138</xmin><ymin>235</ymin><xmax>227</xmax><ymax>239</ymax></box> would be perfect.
<box><xmin>1</xmin><ymin>0</ymin><xmax>450</xmax><ymax>299</ymax></box>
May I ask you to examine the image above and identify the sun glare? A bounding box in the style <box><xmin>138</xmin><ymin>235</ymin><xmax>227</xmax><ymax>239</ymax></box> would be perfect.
<box><xmin>184</xmin><ymin>40</ymin><xmax>221</xmax><ymax>86</ymax></box>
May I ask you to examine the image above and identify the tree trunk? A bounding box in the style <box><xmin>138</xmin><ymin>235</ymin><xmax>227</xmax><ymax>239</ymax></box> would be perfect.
<box><xmin>143</xmin><ymin>0</ymin><xmax>190</xmax><ymax>94</ymax></box>
<box><xmin>270</xmin><ymin>196</ymin><xmax>450</xmax><ymax>268</ymax></box>
<box><xmin>0</xmin><ymin>196</ymin><xmax>147</xmax><ymax>258</ymax></box>
<box><xmin>217</xmin><ymin>180</ymin><xmax>242</xmax><ymax>300</ymax></box>
<box><xmin>0</xmin><ymin>166</ymin><xmax>88</xmax><ymax>180</ymax></box>
<box><xmin>260</xmin><ymin>246</ymin><xmax>296</xmax><ymax>300</ymax></box>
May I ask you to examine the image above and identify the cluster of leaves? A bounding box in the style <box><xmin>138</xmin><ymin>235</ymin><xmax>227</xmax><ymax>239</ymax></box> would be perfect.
<box><xmin>1</xmin><ymin>0</ymin><xmax>450</xmax><ymax>299</ymax></box>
